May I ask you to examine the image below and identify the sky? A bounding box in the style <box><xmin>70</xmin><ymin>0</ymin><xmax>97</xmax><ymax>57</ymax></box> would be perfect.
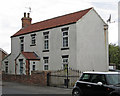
<box><xmin>0</xmin><ymin>0</ymin><xmax>119</xmax><ymax>53</ymax></box>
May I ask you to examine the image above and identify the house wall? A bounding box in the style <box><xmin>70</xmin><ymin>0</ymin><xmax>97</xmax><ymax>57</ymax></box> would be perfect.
<box><xmin>0</xmin><ymin>49</ymin><xmax>8</xmax><ymax>71</ymax></box>
<box><xmin>10</xmin><ymin>23</ymin><xmax>77</xmax><ymax>74</ymax></box>
<box><xmin>29</xmin><ymin>60</ymin><xmax>41</xmax><ymax>75</ymax></box>
<box><xmin>2</xmin><ymin>54</ymin><xmax>11</xmax><ymax>74</ymax></box>
<box><xmin>76</xmin><ymin>9</ymin><xmax>108</xmax><ymax>72</ymax></box>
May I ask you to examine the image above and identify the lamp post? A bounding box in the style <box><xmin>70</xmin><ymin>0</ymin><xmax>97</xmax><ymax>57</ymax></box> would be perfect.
<box><xmin>65</xmin><ymin>64</ymin><xmax>69</xmax><ymax>88</ymax></box>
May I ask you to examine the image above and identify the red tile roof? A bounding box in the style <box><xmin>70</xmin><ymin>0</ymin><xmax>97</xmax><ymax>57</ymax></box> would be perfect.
<box><xmin>22</xmin><ymin>52</ymin><xmax>40</xmax><ymax>60</ymax></box>
<box><xmin>12</xmin><ymin>7</ymin><xmax>92</xmax><ymax>37</ymax></box>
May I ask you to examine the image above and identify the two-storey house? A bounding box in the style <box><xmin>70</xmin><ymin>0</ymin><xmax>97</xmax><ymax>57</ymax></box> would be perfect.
<box><xmin>2</xmin><ymin>7</ymin><xmax>109</xmax><ymax>75</ymax></box>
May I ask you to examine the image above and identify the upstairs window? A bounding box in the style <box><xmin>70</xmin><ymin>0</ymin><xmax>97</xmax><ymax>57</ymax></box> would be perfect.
<box><xmin>31</xmin><ymin>34</ymin><xmax>36</xmax><ymax>46</ymax></box>
<box><xmin>61</xmin><ymin>27</ymin><xmax>69</xmax><ymax>48</ymax></box>
<box><xmin>43</xmin><ymin>32</ymin><xmax>49</xmax><ymax>50</ymax></box>
<box><xmin>20</xmin><ymin>37</ymin><xmax>24</xmax><ymax>52</ymax></box>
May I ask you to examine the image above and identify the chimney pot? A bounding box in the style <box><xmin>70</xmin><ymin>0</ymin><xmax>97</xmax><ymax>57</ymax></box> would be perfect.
<box><xmin>27</xmin><ymin>13</ymin><xmax>30</xmax><ymax>18</ymax></box>
<box><xmin>24</xmin><ymin>12</ymin><xmax>26</xmax><ymax>17</ymax></box>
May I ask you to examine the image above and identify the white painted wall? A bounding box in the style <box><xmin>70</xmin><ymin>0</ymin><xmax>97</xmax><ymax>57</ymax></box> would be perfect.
<box><xmin>76</xmin><ymin>9</ymin><xmax>108</xmax><ymax>72</ymax></box>
<box><xmin>29</xmin><ymin>60</ymin><xmax>41</xmax><ymax>75</ymax></box>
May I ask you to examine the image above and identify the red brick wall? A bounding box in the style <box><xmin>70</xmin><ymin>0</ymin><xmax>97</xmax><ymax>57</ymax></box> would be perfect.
<box><xmin>2</xmin><ymin>71</ymin><xmax>50</xmax><ymax>86</ymax></box>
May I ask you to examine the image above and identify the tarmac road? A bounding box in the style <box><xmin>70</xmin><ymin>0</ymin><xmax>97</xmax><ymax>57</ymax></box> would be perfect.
<box><xmin>2</xmin><ymin>81</ymin><xmax>72</xmax><ymax>95</ymax></box>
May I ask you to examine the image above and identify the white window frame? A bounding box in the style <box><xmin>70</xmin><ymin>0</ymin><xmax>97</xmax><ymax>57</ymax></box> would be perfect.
<box><xmin>5</xmin><ymin>61</ymin><xmax>8</xmax><ymax>74</ymax></box>
<box><xmin>31</xmin><ymin>34</ymin><xmax>36</xmax><ymax>45</ymax></box>
<box><xmin>43</xmin><ymin>32</ymin><xmax>49</xmax><ymax>50</ymax></box>
<box><xmin>20</xmin><ymin>37</ymin><xmax>24</xmax><ymax>52</ymax></box>
<box><xmin>32</xmin><ymin>62</ymin><xmax>36</xmax><ymax>71</ymax></box>
<box><xmin>62</xmin><ymin>57</ymin><xmax>68</xmax><ymax>70</ymax></box>
<box><xmin>62</xmin><ymin>27</ymin><xmax>69</xmax><ymax>48</ymax></box>
<box><xmin>43</xmin><ymin>57</ymin><xmax>49</xmax><ymax>70</ymax></box>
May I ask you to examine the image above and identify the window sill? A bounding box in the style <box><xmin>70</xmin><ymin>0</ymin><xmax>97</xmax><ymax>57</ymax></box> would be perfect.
<box><xmin>42</xmin><ymin>50</ymin><xmax>49</xmax><ymax>52</ymax></box>
<box><xmin>61</xmin><ymin>47</ymin><xmax>69</xmax><ymax>50</ymax></box>
<box><xmin>30</xmin><ymin>44</ymin><xmax>36</xmax><ymax>46</ymax></box>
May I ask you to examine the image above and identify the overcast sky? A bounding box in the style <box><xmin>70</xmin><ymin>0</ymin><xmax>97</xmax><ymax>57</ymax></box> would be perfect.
<box><xmin>0</xmin><ymin>0</ymin><xmax>119</xmax><ymax>53</ymax></box>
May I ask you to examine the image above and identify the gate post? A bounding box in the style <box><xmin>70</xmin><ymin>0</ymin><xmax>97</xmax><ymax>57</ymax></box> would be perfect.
<box><xmin>47</xmin><ymin>73</ymin><xmax>50</xmax><ymax>86</ymax></box>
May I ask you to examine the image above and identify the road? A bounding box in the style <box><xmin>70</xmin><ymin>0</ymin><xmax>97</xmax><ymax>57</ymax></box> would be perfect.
<box><xmin>2</xmin><ymin>81</ymin><xmax>72</xmax><ymax>96</ymax></box>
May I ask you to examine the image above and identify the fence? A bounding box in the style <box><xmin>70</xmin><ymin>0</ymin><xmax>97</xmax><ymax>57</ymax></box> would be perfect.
<box><xmin>2</xmin><ymin>69</ymin><xmax>82</xmax><ymax>87</ymax></box>
<box><xmin>48</xmin><ymin>69</ymin><xmax>82</xmax><ymax>87</ymax></box>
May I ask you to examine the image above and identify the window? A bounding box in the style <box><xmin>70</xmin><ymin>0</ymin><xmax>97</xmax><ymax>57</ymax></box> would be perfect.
<box><xmin>43</xmin><ymin>57</ymin><xmax>49</xmax><ymax>70</ymax></box>
<box><xmin>32</xmin><ymin>62</ymin><xmax>36</xmax><ymax>71</ymax></box>
<box><xmin>19</xmin><ymin>59</ymin><xmax>23</xmax><ymax>74</ymax></box>
<box><xmin>62</xmin><ymin>55</ymin><xmax>69</xmax><ymax>70</ymax></box>
<box><xmin>43</xmin><ymin>32</ymin><xmax>49</xmax><ymax>50</ymax></box>
<box><xmin>90</xmin><ymin>74</ymin><xmax>106</xmax><ymax>84</ymax></box>
<box><xmin>32</xmin><ymin>65</ymin><xmax>35</xmax><ymax>71</ymax></box>
<box><xmin>106</xmin><ymin>74</ymin><xmax>120</xmax><ymax>85</ymax></box>
<box><xmin>31</xmin><ymin>34</ymin><xmax>36</xmax><ymax>46</ymax></box>
<box><xmin>5</xmin><ymin>61</ymin><xmax>8</xmax><ymax>74</ymax></box>
<box><xmin>20</xmin><ymin>44</ymin><xmax>24</xmax><ymax>52</ymax></box>
<box><xmin>62</xmin><ymin>27</ymin><xmax>69</xmax><ymax>48</ymax></box>
<box><xmin>20</xmin><ymin>37</ymin><xmax>24</xmax><ymax>51</ymax></box>
<box><xmin>80</xmin><ymin>74</ymin><xmax>91</xmax><ymax>82</ymax></box>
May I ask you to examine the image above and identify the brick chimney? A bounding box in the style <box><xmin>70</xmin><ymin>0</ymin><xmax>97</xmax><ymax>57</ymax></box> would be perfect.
<box><xmin>21</xmin><ymin>12</ymin><xmax>32</xmax><ymax>28</ymax></box>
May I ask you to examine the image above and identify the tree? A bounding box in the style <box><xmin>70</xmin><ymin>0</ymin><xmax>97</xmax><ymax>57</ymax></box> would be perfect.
<box><xmin>109</xmin><ymin>43</ymin><xmax>120</xmax><ymax>69</ymax></box>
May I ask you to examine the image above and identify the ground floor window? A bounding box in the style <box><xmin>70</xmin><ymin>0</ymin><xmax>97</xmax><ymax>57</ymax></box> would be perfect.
<box><xmin>63</xmin><ymin>64</ymin><xmax>68</xmax><ymax>70</ymax></box>
<box><xmin>43</xmin><ymin>57</ymin><xmax>49</xmax><ymax>70</ymax></box>
<box><xmin>5</xmin><ymin>61</ymin><xmax>8</xmax><ymax>74</ymax></box>
<box><xmin>44</xmin><ymin>64</ymin><xmax>49</xmax><ymax>70</ymax></box>
<box><xmin>32</xmin><ymin>65</ymin><xmax>36</xmax><ymax>71</ymax></box>
<box><xmin>62</xmin><ymin>55</ymin><xmax>69</xmax><ymax>70</ymax></box>
<box><xmin>32</xmin><ymin>62</ymin><xmax>36</xmax><ymax>71</ymax></box>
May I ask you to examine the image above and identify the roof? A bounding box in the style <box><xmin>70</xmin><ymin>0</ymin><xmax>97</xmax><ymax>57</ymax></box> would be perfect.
<box><xmin>0</xmin><ymin>48</ymin><xmax>8</xmax><ymax>55</ymax></box>
<box><xmin>83</xmin><ymin>71</ymin><xmax>120</xmax><ymax>75</ymax></box>
<box><xmin>22</xmin><ymin>52</ymin><xmax>40</xmax><ymax>60</ymax></box>
<box><xmin>12</xmin><ymin>7</ymin><xmax>93</xmax><ymax>37</ymax></box>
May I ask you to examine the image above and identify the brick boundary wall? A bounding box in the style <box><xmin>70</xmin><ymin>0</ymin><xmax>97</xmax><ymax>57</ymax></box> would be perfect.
<box><xmin>2</xmin><ymin>71</ymin><xmax>50</xmax><ymax>86</ymax></box>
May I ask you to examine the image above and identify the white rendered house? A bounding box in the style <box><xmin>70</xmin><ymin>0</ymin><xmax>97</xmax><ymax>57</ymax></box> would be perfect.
<box><xmin>2</xmin><ymin>7</ymin><xmax>109</xmax><ymax>75</ymax></box>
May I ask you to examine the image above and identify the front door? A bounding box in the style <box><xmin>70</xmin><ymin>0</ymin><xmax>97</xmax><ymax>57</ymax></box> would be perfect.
<box><xmin>19</xmin><ymin>59</ymin><xmax>23</xmax><ymax>74</ymax></box>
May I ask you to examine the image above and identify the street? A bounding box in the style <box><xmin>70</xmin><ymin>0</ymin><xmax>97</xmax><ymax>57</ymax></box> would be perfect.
<box><xmin>2</xmin><ymin>81</ymin><xmax>72</xmax><ymax>96</ymax></box>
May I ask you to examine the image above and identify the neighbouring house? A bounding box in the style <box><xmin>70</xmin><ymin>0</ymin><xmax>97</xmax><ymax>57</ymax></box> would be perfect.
<box><xmin>2</xmin><ymin>7</ymin><xmax>109</xmax><ymax>75</ymax></box>
<box><xmin>0</xmin><ymin>48</ymin><xmax>8</xmax><ymax>72</ymax></box>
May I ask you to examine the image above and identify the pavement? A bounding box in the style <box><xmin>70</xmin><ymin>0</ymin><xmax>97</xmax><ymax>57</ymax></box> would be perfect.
<box><xmin>2</xmin><ymin>81</ymin><xmax>73</xmax><ymax>95</ymax></box>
